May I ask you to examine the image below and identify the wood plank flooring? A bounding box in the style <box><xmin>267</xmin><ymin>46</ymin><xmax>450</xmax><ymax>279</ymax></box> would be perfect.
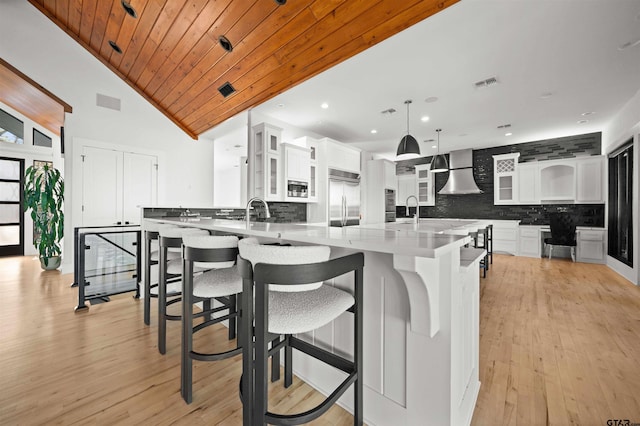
<box><xmin>472</xmin><ymin>255</ymin><xmax>640</xmax><ymax>426</ymax></box>
<box><xmin>1</xmin><ymin>254</ymin><xmax>639</xmax><ymax>425</ymax></box>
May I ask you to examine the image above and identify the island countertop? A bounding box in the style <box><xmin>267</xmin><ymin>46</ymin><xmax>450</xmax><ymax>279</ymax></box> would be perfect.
<box><xmin>146</xmin><ymin>217</ymin><xmax>472</xmax><ymax>258</ymax></box>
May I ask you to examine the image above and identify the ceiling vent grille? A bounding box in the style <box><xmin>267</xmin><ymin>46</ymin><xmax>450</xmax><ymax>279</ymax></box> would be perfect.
<box><xmin>474</xmin><ymin>76</ymin><xmax>499</xmax><ymax>89</ymax></box>
<box><xmin>96</xmin><ymin>93</ymin><xmax>121</xmax><ymax>111</ymax></box>
<box><xmin>218</xmin><ymin>82</ymin><xmax>236</xmax><ymax>98</ymax></box>
<box><xmin>497</xmin><ymin>123</ymin><xmax>511</xmax><ymax>129</ymax></box>
<box><xmin>381</xmin><ymin>108</ymin><xmax>397</xmax><ymax>115</ymax></box>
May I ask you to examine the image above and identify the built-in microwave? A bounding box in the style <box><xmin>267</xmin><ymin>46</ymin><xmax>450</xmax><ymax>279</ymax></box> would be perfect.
<box><xmin>287</xmin><ymin>180</ymin><xmax>309</xmax><ymax>198</ymax></box>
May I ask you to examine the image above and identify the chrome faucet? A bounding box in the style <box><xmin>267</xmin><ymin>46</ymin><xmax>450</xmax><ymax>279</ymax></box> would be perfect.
<box><xmin>405</xmin><ymin>195</ymin><xmax>419</xmax><ymax>223</ymax></box>
<box><xmin>245</xmin><ymin>197</ymin><xmax>271</xmax><ymax>224</ymax></box>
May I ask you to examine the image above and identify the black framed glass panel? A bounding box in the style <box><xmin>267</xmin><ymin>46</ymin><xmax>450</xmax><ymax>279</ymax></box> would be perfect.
<box><xmin>607</xmin><ymin>141</ymin><xmax>633</xmax><ymax>266</ymax></box>
<box><xmin>0</xmin><ymin>157</ymin><xmax>25</xmax><ymax>256</ymax></box>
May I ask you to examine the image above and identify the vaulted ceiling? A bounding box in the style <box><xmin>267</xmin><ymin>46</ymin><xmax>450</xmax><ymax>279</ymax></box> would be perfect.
<box><xmin>28</xmin><ymin>0</ymin><xmax>458</xmax><ymax>139</ymax></box>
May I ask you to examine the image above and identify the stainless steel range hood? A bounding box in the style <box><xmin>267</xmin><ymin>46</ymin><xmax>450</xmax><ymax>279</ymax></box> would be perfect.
<box><xmin>438</xmin><ymin>149</ymin><xmax>483</xmax><ymax>194</ymax></box>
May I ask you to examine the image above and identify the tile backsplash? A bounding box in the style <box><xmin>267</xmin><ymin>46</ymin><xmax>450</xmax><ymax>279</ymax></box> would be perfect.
<box><xmin>396</xmin><ymin>131</ymin><xmax>605</xmax><ymax>227</ymax></box>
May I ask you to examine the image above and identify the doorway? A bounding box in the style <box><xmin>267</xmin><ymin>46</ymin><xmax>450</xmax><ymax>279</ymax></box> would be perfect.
<box><xmin>0</xmin><ymin>156</ymin><xmax>24</xmax><ymax>256</ymax></box>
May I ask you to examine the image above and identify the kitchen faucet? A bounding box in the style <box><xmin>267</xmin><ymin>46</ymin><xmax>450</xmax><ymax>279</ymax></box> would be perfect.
<box><xmin>405</xmin><ymin>195</ymin><xmax>419</xmax><ymax>223</ymax></box>
<box><xmin>245</xmin><ymin>197</ymin><xmax>271</xmax><ymax>225</ymax></box>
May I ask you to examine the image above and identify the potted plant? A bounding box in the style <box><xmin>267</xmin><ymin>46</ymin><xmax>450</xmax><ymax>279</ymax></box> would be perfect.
<box><xmin>23</xmin><ymin>164</ymin><xmax>64</xmax><ymax>270</ymax></box>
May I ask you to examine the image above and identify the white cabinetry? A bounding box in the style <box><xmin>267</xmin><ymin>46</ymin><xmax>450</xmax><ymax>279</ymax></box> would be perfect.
<box><xmin>539</xmin><ymin>161</ymin><xmax>576</xmax><ymax>202</ymax></box>
<box><xmin>577</xmin><ymin>228</ymin><xmax>606</xmax><ymax>263</ymax></box>
<box><xmin>397</xmin><ymin>174</ymin><xmax>417</xmax><ymax>206</ymax></box>
<box><xmin>576</xmin><ymin>156</ymin><xmax>605</xmax><ymax>203</ymax></box>
<box><xmin>517</xmin><ymin>162</ymin><xmax>539</xmax><ymax>204</ymax></box>
<box><xmin>492</xmin><ymin>220</ymin><xmax>519</xmax><ymax>255</ymax></box>
<box><xmin>493</xmin><ymin>153</ymin><xmax>520</xmax><ymax>204</ymax></box>
<box><xmin>518</xmin><ymin>226</ymin><xmax>542</xmax><ymax>257</ymax></box>
<box><xmin>364</xmin><ymin>159</ymin><xmax>396</xmax><ymax>224</ymax></box>
<box><xmin>325</xmin><ymin>138</ymin><xmax>361</xmax><ymax>173</ymax></box>
<box><xmin>283</xmin><ymin>143</ymin><xmax>311</xmax><ymax>202</ymax></box>
<box><xmin>252</xmin><ymin>123</ymin><xmax>282</xmax><ymax>201</ymax></box>
<box><xmin>415</xmin><ymin>164</ymin><xmax>435</xmax><ymax>206</ymax></box>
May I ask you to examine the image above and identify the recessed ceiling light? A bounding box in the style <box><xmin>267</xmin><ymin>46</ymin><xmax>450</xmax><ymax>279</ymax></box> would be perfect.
<box><xmin>577</xmin><ymin>119</ymin><xmax>589</xmax><ymax>124</ymax></box>
<box><xmin>218</xmin><ymin>35</ymin><xmax>233</xmax><ymax>52</ymax></box>
<box><xmin>424</xmin><ymin>97</ymin><xmax>439</xmax><ymax>103</ymax></box>
<box><xmin>277</xmin><ymin>103</ymin><xmax>284</xmax><ymax>108</ymax></box>
<box><xmin>432</xmin><ymin>145</ymin><xmax>437</xmax><ymax>149</ymax></box>
<box><xmin>421</xmin><ymin>116</ymin><xmax>430</xmax><ymax>122</ymax></box>
<box><xmin>321</xmin><ymin>102</ymin><xmax>329</xmax><ymax>109</ymax></box>
<box><xmin>505</xmin><ymin>132</ymin><xmax>513</xmax><ymax>136</ymax></box>
<box><xmin>540</xmin><ymin>92</ymin><xmax>554</xmax><ymax>99</ymax></box>
<box><xmin>108</xmin><ymin>40</ymin><xmax>122</xmax><ymax>54</ymax></box>
<box><xmin>581</xmin><ymin>111</ymin><xmax>595</xmax><ymax>116</ymax></box>
<box><xmin>274</xmin><ymin>0</ymin><xmax>287</xmax><ymax>4</ymax></box>
<box><xmin>121</xmin><ymin>1</ymin><xmax>137</xmax><ymax>18</ymax></box>
<box><xmin>370</xmin><ymin>129</ymin><xmax>377</xmax><ymax>134</ymax></box>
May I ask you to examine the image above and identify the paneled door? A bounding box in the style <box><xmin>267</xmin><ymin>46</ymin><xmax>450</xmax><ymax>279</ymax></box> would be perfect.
<box><xmin>82</xmin><ymin>146</ymin><xmax>157</xmax><ymax>226</ymax></box>
<box><xmin>0</xmin><ymin>157</ymin><xmax>24</xmax><ymax>256</ymax></box>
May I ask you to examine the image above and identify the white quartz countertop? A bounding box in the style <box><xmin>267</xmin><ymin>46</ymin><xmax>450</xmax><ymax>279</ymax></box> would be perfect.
<box><xmin>366</xmin><ymin>218</ymin><xmax>492</xmax><ymax>235</ymax></box>
<box><xmin>147</xmin><ymin>217</ymin><xmax>471</xmax><ymax>258</ymax></box>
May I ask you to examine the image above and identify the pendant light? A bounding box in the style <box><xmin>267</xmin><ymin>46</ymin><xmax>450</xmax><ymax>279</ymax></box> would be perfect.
<box><xmin>430</xmin><ymin>128</ymin><xmax>449</xmax><ymax>173</ymax></box>
<box><xmin>396</xmin><ymin>100</ymin><xmax>421</xmax><ymax>160</ymax></box>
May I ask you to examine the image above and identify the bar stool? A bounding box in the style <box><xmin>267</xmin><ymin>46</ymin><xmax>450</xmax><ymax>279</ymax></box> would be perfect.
<box><xmin>143</xmin><ymin>222</ymin><xmax>180</xmax><ymax>326</ymax></box>
<box><xmin>238</xmin><ymin>237</ymin><xmax>364</xmax><ymax>425</ymax></box>
<box><xmin>181</xmin><ymin>234</ymin><xmax>243</xmax><ymax>404</ymax></box>
<box><xmin>157</xmin><ymin>226</ymin><xmax>210</xmax><ymax>354</ymax></box>
<box><xmin>486</xmin><ymin>224</ymin><xmax>493</xmax><ymax>264</ymax></box>
<box><xmin>471</xmin><ymin>228</ymin><xmax>489</xmax><ymax>278</ymax></box>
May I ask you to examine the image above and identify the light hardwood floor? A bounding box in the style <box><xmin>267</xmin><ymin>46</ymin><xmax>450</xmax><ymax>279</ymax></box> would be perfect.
<box><xmin>1</xmin><ymin>254</ymin><xmax>639</xmax><ymax>425</ymax></box>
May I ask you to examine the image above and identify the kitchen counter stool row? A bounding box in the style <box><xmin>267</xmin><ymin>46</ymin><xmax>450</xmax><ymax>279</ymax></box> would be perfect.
<box><xmin>142</xmin><ymin>222</ymin><xmax>364</xmax><ymax>425</ymax></box>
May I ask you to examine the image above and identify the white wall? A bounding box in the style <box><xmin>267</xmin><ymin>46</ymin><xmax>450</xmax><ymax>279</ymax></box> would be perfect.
<box><xmin>603</xmin><ymin>88</ymin><xmax>640</xmax><ymax>285</ymax></box>
<box><xmin>0</xmin><ymin>1</ymin><xmax>215</xmax><ymax>272</ymax></box>
<box><xmin>212</xmin><ymin>125</ymin><xmax>246</xmax><ymax>207</ymax></box>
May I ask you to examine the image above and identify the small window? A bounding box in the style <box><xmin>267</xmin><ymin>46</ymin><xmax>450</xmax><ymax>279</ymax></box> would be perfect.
<box><xmin>0</xmin><ymin>109</ymin><xmax>24</xmax><ymax>145</ymax></box>
<box><xmin>33</xmin><ymin>129</ymin><xmax>52</xmax><ymax>148</ymax></box>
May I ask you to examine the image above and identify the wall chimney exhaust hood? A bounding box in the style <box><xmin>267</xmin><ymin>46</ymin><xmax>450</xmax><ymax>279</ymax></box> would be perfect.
<box><xmin>438</xmin><ymin>149</ymin><xmax>483</xmax><ymax>194</ymax></box>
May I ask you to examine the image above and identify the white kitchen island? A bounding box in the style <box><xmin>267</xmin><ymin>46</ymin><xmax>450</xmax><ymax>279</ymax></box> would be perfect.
<box><xmin>147</xmin><ymin>217</ymin><xmax>484</xmax><ymax>426</ymax></box>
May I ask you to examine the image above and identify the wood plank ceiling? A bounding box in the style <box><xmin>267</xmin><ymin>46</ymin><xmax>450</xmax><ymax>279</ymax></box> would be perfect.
<box><xmin>28</xmin><ymin>0</ymin><xmax>458</xmax><ymax>139</ymax></box>
<box><xmin>0</xmin><ymin>58</ymin><xmax>72</xmax><ymax>136</ymax></box>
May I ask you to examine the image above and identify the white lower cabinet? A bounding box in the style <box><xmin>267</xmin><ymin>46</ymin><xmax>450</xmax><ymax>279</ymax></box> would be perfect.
<box><xmin>576</xmin><ymin>229</ymin><xmax>607</xmax><ymax>263</ymax></box>
<box><xmin>517</xmin><ymin>226</ymin><xmax>541</xmax><ymax>257</ymax></box>
<box><xmin>492</xmin><ymin>220</ymin><xmax>519</xmax><ymax>255</ymax></box>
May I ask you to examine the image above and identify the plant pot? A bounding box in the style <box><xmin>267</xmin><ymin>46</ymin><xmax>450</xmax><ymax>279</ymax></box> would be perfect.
<box><xmin>40</xmin><ymin>256</ymin><xmax>62</xmax><ymax>270</ymax></box>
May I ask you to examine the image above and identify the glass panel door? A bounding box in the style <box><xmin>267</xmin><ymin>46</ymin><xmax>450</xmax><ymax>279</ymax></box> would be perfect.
<box><xmin>608</xmin><ymin>142</ymin><xmax>633</xmax><ymax>266</ymax></box>
<box><xmin>0</xmin><ymin>157</ymin><xmax>24</xmax><ymax>256</ymax></box>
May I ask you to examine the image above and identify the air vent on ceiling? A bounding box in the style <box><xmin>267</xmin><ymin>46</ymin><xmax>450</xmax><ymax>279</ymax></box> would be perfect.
<box><xmin>96</xmin><ymin>93</ymin><xmax>121</xmax><ymax>111</ymax></box>
<box><xmin>218</xmin><ymin>82</ymin><xmax>236</xmax><ymax>98</ymax></box>
<box><xmin>474</xmin><ymin>76</ymin><xmax>499</xmax><ymax>89</ymax></box>
<box><xmin>497</xmin><ymin>124</ymin><xmax>511</xmax><ymax>129</ymax></box>
<box><xmin>381</xmin><ymin>108</ymin><xmax>397</xmax><ymax>115</ymax></box>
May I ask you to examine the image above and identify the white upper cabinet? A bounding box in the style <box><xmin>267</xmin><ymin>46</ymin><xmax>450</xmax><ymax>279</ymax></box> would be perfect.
<box><xmin>493</xmin><ymin>153</ymin><xmax>520</xmax><ymax>205</ymax></box>
<box><xmin>252</xmin><ymin>122</ymin><xmax>282</xmax><ymax>201</ymax></box>
<box><xmin>415</xmin><ymin>164</ymin><xmax>435</xmax><ymax>206</ymax></box>
<box><xmin>539</xmin><ymin>162</ymin><xmax>576</xmax><ymax>202</ymax></box>
<box><xmin>517</xmin><ymin>162</ymin><xmax>539</xmax><ymax>204</ymax></box>
<box><xmin>576</xmin><ymin>156</ymin><xmax>605</xmax><ymax>203</ymax></box>
<box><xmin>325</xmin><ymin>138</ymin><xmax>361</xmax><ymax>173</ymax></box>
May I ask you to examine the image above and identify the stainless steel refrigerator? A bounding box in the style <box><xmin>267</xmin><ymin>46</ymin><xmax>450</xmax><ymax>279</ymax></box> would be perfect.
<box><xmin>329</xmin><ymin>168</ymin><xmax>361</xmax><ymax>227</ymax></box>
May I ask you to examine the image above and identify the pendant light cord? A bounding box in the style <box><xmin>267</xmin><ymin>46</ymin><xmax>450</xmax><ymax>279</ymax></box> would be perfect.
<box><xmin>405</xmin><ymin>100</ymin><xmax>412</xmax><ymax>135</ymax></box>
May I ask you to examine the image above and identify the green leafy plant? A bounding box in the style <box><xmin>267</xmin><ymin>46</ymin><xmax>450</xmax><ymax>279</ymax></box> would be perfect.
<box><xmin>23</xmin><ymin>164</ymin><xmax>64</xmax><ymax>267</ymax></box>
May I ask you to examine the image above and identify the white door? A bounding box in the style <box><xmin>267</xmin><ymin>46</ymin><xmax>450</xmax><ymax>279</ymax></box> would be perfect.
<box><xmin>123</xmin><ymin>152</ymin><xmax>157</xmax><ymax>225</ymax></box>
<box><xmin>82</xmin><ymin>147</ymin><xmax>158</xmax><ymax>226</ymax></box>
<box><xmin>82</xmin><ymin>146</ymin><xmax>123</xmax><ymax>226</ymax></box>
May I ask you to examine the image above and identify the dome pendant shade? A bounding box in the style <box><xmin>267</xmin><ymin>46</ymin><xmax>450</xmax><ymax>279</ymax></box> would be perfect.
<box><xmin>396</xmin><ymin>100</ymin><xmax>420</xmax><ymax>160</ymax></box>
<box><xmin>396</xmin><ymin>134</ymin><xmax>421</xmax><ymax>160</ymax></box>
<box><xmin>430</xmin><ymin>128</ymin><xmax>449</xmax><ymax>173</ymax></box>
<box><xmin>430</xmin><ymin>154</ymin><xmax>449</xmax><ymax>172</ymax></box>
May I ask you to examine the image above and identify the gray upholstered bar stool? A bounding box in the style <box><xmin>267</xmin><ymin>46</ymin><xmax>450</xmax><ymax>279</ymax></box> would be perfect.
<box><xmin>143</xmin><ymin>222</ymin><xmax>180</xmax><ymax>326</ymax></box>
<box><xmin>238</xmin><ymin>237</ymin><xmax>364</xmax><ymax>425</ymax></box>
<box><xmin>180</xmin><ymin>234</ymin><xmax>243</xmax><ymax>404</ymax></box>
<box><xmin>157</xmin><ymin>226</ymin><xmax>209</xmax><ymax>354</ymax></box>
